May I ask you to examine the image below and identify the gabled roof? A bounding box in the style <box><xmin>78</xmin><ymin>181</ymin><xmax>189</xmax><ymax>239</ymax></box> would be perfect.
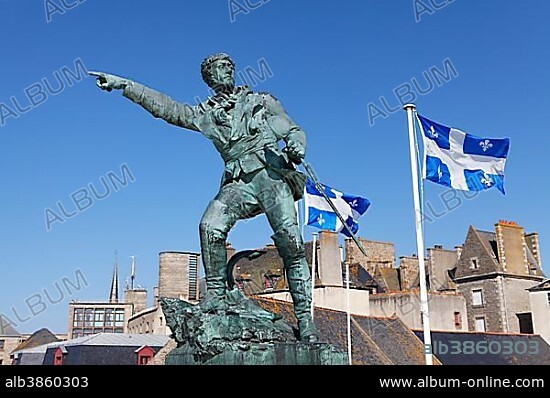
<box><xmin>11</xmin><ymin>328</ymin><xmax>59</xmax><ymax>353</ymax></box>
<box><xmin>0</xmin><ymin>316</ymin><xmax>20</xmax><ymax>336</ymax></box>
<box><xmin>475</xmin><ymin>229</ymin><xmax>499</xmax><ymax>260</ymax></box>
<box><xmin>254</xmin><ymin>296</ymin><xmax>440</xmax><ymax>365</ymax></box>
<box><xmin>455</xmin><ymin>226</ymin><xmax>501</xmax><ymax>279</ymax></box>
<box><xmin>348</xmin><ymin>263</ymin><xmax>379</xmax><ymax>290</ymax></box>
<box><xmin>39</xmin><ymin>334</ymin><xmax>171</xmax><ymax>366</ymax></box>
<box><xmin>374</xmin><ymin>267</ymin><xmax>401</xmax><ymax>292</ymax></box>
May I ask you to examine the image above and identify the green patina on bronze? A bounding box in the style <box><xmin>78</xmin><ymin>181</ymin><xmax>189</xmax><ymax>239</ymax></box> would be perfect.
<box><xmin>90</xmin><ymin>53</ymin><xmax>348</xmax><ymax>364</ymax></box>
<box><xmin>159</xmin><ymin>286</ymin><xmax>346</xmax><ymax>365</ymax></box>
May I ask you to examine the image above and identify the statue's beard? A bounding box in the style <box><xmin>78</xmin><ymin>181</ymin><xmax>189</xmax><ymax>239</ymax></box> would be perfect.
<box><xmin>209</xmin><ymin>77</ymin><xmax>235</xmax><ymax>94</ymax></box>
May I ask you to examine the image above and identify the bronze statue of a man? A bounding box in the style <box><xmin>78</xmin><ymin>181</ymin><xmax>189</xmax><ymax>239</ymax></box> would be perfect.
<box><xmin>90</xmin><ymin>53</ymin><xmax>318</xmax><ymax>342</ymax></box>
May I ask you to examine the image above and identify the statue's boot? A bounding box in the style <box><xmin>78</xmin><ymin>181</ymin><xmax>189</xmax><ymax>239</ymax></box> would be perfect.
<box><xmin>272</xmin><ymin>229</ymin><xmax>319</xmax><ymax>342</ymax></box>
<box><xmin>199</xmin><ymin>232</ymin><xmax>228</xmax><ymax>313</ymax></box>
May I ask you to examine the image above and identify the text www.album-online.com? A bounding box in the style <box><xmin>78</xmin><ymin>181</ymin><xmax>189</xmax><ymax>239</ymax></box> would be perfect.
<box><xmin>379</xmin><ymin>376</ymin><xmax>544</xmax><ymax>389</ymax></box>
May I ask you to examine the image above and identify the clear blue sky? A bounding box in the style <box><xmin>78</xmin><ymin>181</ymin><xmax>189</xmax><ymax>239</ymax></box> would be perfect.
<box><xmin>1</xmin><ymin>0</ymin><xmax>548</xmax><ymax>334</ymax></box>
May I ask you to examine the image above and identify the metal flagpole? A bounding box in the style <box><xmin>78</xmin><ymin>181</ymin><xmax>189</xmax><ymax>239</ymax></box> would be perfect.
<box><xmin>301</xmin><ymin>197</ymin><xmax>306</xmax><ymax>238</ymax></box>
<box><xmin>300</xmin><ymin>160</ymin><xmax>362</xmax><ymax>365</ymax></box>
<box><xmin>403</xmin><ymin>103</ymin><xmax>433</xmax><ymax>365</ymax></box>
<box><xmin>343</xmin><ymin>246</ymin><xmax>352</xmax><ymax>365</ymax></box>
<box><xmin>310</xmin><ymin>232</ymin><xmax>318</xmax><ymax>319</ymax></box>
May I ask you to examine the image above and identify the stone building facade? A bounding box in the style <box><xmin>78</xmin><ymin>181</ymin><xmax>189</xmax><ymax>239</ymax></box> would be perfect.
<box><xmin>345</xmin><ymin>237</ymin><xmax>395</xmax><ymax>275</ymax></box>
<box><xmin>126</xmin><ymin>251</ymin><xmax>202</xmax><ymax>336</ymax></box>
<box><xmin>158</xmin><ymin>251</ymin><xmax>200</xmax><ymax>302</ymax></box>
<box><xmin>369</xmin><ymin>291</ymin><xmax>468</xmax><ymax>332</ymax></box>
<box><xmin>399</xmin><ymin>255</ymin><xmax>421</xmax><ymax>291</ymax></box>
<box><xmin>127</xmin><ymin>306</ymin><xmax>170</xmax><ymax>335</ymax></box>
<box><xmin>427</xmin><ymin>245</ymin><xmax>460</xmax><ymax>292</ymax></box>
<box><xmin>454</xmin><ymin>221</ymin><xmax>545</xmax><ymax>333</ymax></box>
<box><xmin>0</xmin><ymin>320</ymin><xmax>26</xmax><ymax>366</ymax></box>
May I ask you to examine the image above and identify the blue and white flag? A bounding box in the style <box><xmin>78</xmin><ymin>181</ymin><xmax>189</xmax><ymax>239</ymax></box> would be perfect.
<box><xmin>304</xmin><ymin>178</ymin><xmax>370</xmax><ymax>237</ymax></box>
<box><xmin>417</xmin><ymin>114</ymin><xmax>510</xmax><ymax>195</ymax></box>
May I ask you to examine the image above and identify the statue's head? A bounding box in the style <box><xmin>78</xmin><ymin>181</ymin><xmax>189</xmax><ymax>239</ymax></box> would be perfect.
<box><xmin>201</xmin><ymin>53</ymin><xmax>235</xmax><ymax>93</ymax></box>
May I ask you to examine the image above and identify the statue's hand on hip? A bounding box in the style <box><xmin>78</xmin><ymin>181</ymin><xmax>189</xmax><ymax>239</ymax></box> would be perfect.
<box><xmin>88</xmin><ymin>71</ymin><xmax>130</xmax><ymax>92</ymax></box>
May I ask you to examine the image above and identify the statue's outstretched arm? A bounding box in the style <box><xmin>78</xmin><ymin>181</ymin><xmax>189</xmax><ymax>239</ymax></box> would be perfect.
<box><xmin>89</xmin><ymin>71</ymin><xmax>200</xmax><ymax>132</ymax></box>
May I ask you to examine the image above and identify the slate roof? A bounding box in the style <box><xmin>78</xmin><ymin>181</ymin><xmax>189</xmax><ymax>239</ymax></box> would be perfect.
<box><xmin>527</xmin><ymin>279</ymin><xmax>550</xmax><ymax>291</ymax></box>
<box><xmin>348</xmin><ymin>262</ymin><xmax>379</xmax><ymax>290</ymax></box>
<box><xmin>11</xmin><ymin>328</ymin><xmax>59</xmax><ymax>354</ymax></box>
<box><xmin>56</xmin><ymin>333</ymin><xmax>170</xmax><ymax>347</ymax></box>
<box><xmin>233</xmin><ymin>246</ymin><xmax>286</xmax><ymax>295</ymax></box>
<box><xmin>476</xmin><ymin>229</ymin><xmax>499</xmax><ymax>260</ymax></box>
<box><xmin>11</xmin><ymin>344</ymin><xmax>52</xmax><ymax>366</ymax></box>
<box><xmin>374</xmin><ymin>267</ymin><xmax>401</xmax><ymax>292</ymax></box>
<box><xmin>0</xmin><ymin>316</ymin><xmax>20</xmax><ymax>336</ymax></box>
<box><xmin>39</xmin><ymin>334</ymin><xmax>171</xmax><ymax>365</ymax></box>
<box><xmin>413</xmin><ymin>330</ymin><xmax>550</xmax><ymax>365</ymax></box>
<box><xmin>254</xmin><ymin>296</ymin><xmax>440</xmax><ymax>365</ymax></box>
<box><xmin>471</xmin><ymin>227</ymin><xmax>544</xmax><ymax>276</ymax></box>
<box><xmin>232</xmin><ymin>242</ymin><xmax>331</xmax><ymax>295</ymax></box>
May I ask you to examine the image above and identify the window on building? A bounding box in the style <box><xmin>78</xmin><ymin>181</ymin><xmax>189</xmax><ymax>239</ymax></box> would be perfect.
<box><xmin>517</xmin><ymin>313</ymin><xmax>534</xmax><ymax>334</ymax></box>
<box><xmin>472</xmin><ymin>289</ymin><xmax>484</xmax><ymax>306</ymax></box>
<box><xmin>139</xmin><ymin>356</ymin><xmax>151</xmax><ymax>365</ymax></box>
<box><xmin>475</xmin><ymin>317</ymin><xmax>486</xmax><ymax>332</ymax></box>
<box><xmin>105</xmin><ymin>309</ymin><xmax>114</xmax><ymax>327</ymax></box>
<box><xmin>0</xmin><ymin>340</ymin><xmax>5</xmax><ymax>350</ymax></box>
<box><xmin>94</xmin><ymin>309</ymin><xmax>105</xmax><ymax>328</ymax></box>
<box><xmin>454</xmin><ymin>312</ymin><xmax>462</xmax><ymax>330</ymax></box>
<box><xmin>470</xmin><ymin>257</ymin><xmax>479</xmax><ymax>270</ymax></box>
<box><xmin>547</xmin><ymin>292</ymin><xmax>550</xmax><ymax>306</ymax></box>
<box><xmin>159</xmin><ymin>317</ymin><xmax>163</xmax><ymax>326</ymax></box>
<box><xmin>114</xmin><ymin>309</ymin><xmax>125</xmax><ymax>327</ymax></box>
<box><xmin>84</xmin><ymin>309</ymin><xmax>93</xmax><ymax>327</ymax></box>
<box><xmin>53</xmin><ymin>348</ymin><xmax>64</xmax><ymax>366</ymax></box>
<box><xmin>73</xmin><ymin>308</ymin><xmax>83</xmax><ymax>327</ymax></box>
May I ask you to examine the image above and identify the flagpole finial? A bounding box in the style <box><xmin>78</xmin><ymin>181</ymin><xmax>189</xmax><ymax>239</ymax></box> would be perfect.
<box><xmin>403</xmin><ymin>103</ymin><xmax>417</xmax><ymax>111</ymax></box>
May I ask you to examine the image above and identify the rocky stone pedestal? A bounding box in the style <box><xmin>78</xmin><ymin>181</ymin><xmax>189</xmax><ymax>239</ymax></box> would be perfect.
<box><xmin>160</xmin><ymin>289</ymin><xmax>347</xmax><ymax>366</ymax></box>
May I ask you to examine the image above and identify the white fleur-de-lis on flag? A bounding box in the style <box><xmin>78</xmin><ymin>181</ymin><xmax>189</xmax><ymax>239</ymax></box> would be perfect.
<box><xmin>480</xmin><ymin>139</ymin><xmax>493</xmax><ymax>152</ymax></box>
<box><xmin>480</xmin><ymin>172</ymin><xmax>494</xmax><ymax>187</ymax></box>
<box><xmin>317</xmin><ymin>214</ymin><xmax>325</xmax><ymax>226</ymax></box>
<box><xmin>429</xmin><ymin>125</ymin><xmax>438</xmax><ymax>138</ymax></box>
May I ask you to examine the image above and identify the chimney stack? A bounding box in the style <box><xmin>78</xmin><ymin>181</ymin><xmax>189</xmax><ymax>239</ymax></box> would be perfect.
<box><xmin>317</xmin><ymin>231</ymin><xmax>343</xmax><ymax>286</ymax></box>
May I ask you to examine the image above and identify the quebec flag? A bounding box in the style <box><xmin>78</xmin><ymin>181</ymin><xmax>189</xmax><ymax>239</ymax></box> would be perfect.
<box><xmin>417</xmin><ymin>114</ymin><xmax>510</xmax><ymax>195</ymax></box>
<box><xmin>304</xmin><ymin>178</ymin><xmax>370</xmax><ymax>237</ymax></box>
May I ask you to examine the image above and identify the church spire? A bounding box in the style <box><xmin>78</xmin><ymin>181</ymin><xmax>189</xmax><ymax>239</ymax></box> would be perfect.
<box><xmin>109</xmin><ymin>251</ymin><xmax>119</xmax><ymax>303</ymax></box>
